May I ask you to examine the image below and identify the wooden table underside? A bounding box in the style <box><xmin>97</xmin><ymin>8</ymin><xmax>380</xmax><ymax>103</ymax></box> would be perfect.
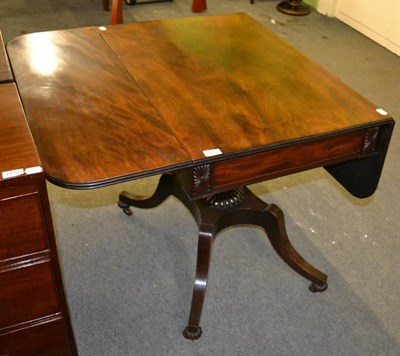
<box><xmin>6</xmin><ymin>14</ymin><xmax>394</xmax><ymax>340</ymax></box>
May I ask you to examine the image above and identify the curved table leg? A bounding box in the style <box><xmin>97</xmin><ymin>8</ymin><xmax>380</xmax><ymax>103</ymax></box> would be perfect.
<box><xmin>118</xmin><ymin>176</ymin><xmax>327</xmax><ymax>339</ymax></box>
<box><xmin>262</xmin><ymin>204</ymin><xmax>327</xmax><ymax>292</ymax></box>
<box><xmin>182</xmin><ymin>224</ymin><xmax>215</xmax><ymax>340</ymax></box>
<box><xmin>234</xmin><ymin>192</ymin><xmax>328</xmax><ymax>292</ymax></box>
<box><xmin>118</xmin><ymin>173</ymin><xmax>174</xmax><ymax>215</ymax></box>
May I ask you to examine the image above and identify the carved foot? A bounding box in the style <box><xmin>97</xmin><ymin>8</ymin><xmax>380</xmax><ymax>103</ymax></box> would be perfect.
<box><xmin>117</xmin><ymin>201</ymin><xmax>133</xmax><ymax>216</ymax></box>
<box><xmin>182</xmin><ymin>325</ymin><xmax>202</xmax><ymax>340</ymax></box>
<box><xmin>309</xmin><ymin>281</ymin><xmax>328</xmax><ymax>293</ymax></box>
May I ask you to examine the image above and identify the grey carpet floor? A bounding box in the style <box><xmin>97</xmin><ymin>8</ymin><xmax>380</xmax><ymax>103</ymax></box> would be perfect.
<box><xmin>1</xmin><ymin>1</ymin><xmax>399</xmax><ymax>355</ymax></box>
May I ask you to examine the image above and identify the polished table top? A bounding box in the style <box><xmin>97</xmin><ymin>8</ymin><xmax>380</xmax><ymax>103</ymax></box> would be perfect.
<box><xmin>6</xmin><ymin>13</ymin><xmax>394</xmax><ymax>191</ymax></box>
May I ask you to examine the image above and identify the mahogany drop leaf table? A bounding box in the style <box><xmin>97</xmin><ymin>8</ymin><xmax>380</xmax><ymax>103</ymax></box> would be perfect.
<box><xmin>6</xmin><ymin>13</ymin><xmax>394</xmax><ymax>341</ymax></box>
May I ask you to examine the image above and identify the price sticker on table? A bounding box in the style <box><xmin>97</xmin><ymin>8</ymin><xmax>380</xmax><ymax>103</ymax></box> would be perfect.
<box><xmin>2</xmin><ymin>168</ymin><xmax>24</xmax><ymax>179</ymax></box>
<box><xmin>203</xmin><ymin>148</ymin><xmax>222</xmax><ymax>157</ymax></box>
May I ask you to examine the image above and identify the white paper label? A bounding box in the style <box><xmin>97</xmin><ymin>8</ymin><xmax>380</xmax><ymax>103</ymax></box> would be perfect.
<box><xmin>376</xmin><ymin>108</ymin><xmax>388</xmax><ymax>115</ymax></box>
<box><xmin>203</xmin><ymin>148</ymin><xmax>222</xmax><ymax>157</ymax></box>
<box><xmin>25</xmin><ymin>166</ymin><xmax>43</xmax><ymax>175</ymax></box>
<box><xmin>2</xmin><ymin>168</ymin><xmax>24</xmax><ymax>179</ymax></box>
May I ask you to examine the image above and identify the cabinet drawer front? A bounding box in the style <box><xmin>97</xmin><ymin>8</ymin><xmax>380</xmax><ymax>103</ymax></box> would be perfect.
<box><xmin>0</xmin><ymin>192</ymin><xmax>48</xmax><ymax>261</ymax></box>
<box><xmin>0</xmin><ymin>318</ymin><xmax>71</xmax><ymax>356</ymax></box>
<box><xmin>0</xmin><ymin>262</ymin><xmax>59</xmax><ymax>328</ymax></box>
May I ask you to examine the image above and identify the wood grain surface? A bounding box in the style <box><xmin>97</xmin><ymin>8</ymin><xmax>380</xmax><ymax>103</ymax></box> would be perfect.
<box><xmin>103</xmin><ymin>13</ymin><xmax>392</xmax><ymax>161</ymax></box>
<box><xmin>6</xmin><ymin>13</ymin><xmax>393</xmax><ymax>188</ymax></box>
<box><xmin>7</xmin><ymin>27</ymin><xmax>190</xmax><ymax>188</ymax></box>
